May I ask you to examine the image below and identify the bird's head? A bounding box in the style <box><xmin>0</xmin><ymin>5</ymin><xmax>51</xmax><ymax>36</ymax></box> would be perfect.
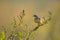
<box><xmin>33</xmin><ymin>15</ymin><xmax>40</xmax><ymax>19</ymax></box>
<box><xmin>33</xmin><ymin>15</ymin><xmax>38</xmax><ymax>19</ymax></box>
<box><xmin>33</xmin><ymin>15</ymin><xmax>38</xmax><ymax>18</ymax></box>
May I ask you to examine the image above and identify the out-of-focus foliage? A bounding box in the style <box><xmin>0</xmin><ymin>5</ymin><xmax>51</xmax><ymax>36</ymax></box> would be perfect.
<box><xmin>11</xmin><ymin>17</ymin><xmax>17</xmax><ymax>28</ymax></box>
<box><xmin>12</xmin><ymin>32</ymin><xmax>23</xmax><ymax>40</ymax></box>
<box><xmin>10</xmin><ymin>10</ymin><xmax>27</xmax><ymax>40</ymax></box>
<box><xmin>0</xmin><ymin>10</ymin><xmax>52</xmax><ymax>40</ymax></box>
<box><xmin>0</xmin><ymin>30</ymin><xmax>5</xmax><ymax>40</ymax></box>
<box><xmin>20</xmin><ymin>10</ymin><xmax>25</xmax><ymax>19</ymax></box>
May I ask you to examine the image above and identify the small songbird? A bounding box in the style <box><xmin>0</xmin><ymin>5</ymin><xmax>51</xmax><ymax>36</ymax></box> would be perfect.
<box><xmin>33</xmin><ymin>15</ymin><xmax>47</xmax><ymax>31</ymax></box>
<box><xmin>33</xmin><ymin>15</ymin><xmax>40</xmax><ymax>24</ymax></box>
<box><xmin>33</xmin><ymin>15</ymin><xmax>47</xmax><ymax>25</ymax></box>
<box><xmin>32</xmin><ymin>15</ymin><xmax>41</xmax><ymax>31</ymax></box>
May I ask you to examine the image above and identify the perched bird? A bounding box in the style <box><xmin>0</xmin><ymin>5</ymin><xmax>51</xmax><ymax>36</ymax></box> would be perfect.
<box><xmin>33</xmin><ymin>15</ymin><xmax>40</xmax><ymax>24</ymax></box>
<box><xmin>33</xmin><ymin>15</ymin><xmax>46</xmax><ymax>25</ymax></box>
<box><xmin>31</xmin><ymin>15</ymin><xmax>41</xmax><ymax>31</ymax></box>
<box><xmin>33</xmin><ymin>15</ymin><xmax>49</xmax><ymax>31</ymax></box>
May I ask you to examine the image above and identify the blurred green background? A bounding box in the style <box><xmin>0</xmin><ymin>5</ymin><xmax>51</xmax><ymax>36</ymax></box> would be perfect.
<box><xmin>0</xmin><ymin>0</ymin><xmax>60</xmax><ymax>40</ymax></box>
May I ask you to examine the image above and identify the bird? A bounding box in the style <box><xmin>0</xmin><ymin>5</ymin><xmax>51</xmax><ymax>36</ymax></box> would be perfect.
<box><xmin>33</xmin><ymin>15</ymin><xmax>40</xmax><ymax>24</ymax></box>
<box><xmin>33</xmin><ymin>15</ymin><xmax>46</xmax><ymax>25</ymax></box>
<box><xmin>31</xmin><ymin>15</ymin><xmax>41</xmax><ymax>31</ymax></box>
<box><xmin>33</xmin><ymin>15</ymin><xmax>49</xmax><ymax>31</ymax></box>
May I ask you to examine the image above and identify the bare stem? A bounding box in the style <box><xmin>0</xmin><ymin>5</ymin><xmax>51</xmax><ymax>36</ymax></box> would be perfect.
<box><xmin>26</xmin><ymin>24</ymin><xmax>40</xmax><ymax>40</ymax></box>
